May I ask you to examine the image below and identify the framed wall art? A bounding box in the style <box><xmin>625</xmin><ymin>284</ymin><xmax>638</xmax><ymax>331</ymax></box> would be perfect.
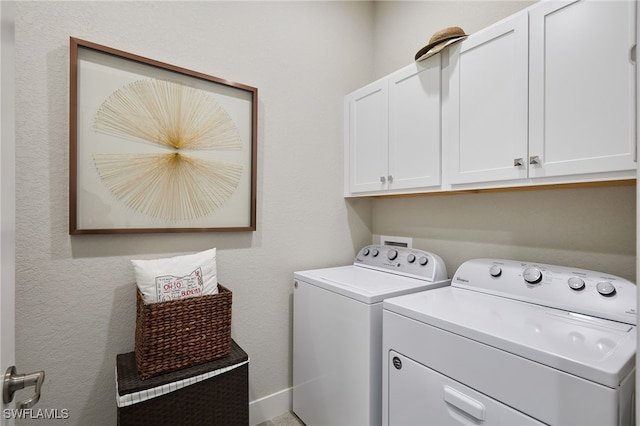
<box><xmin>69</xmin><ymin>37</ymin><xmax>257</xmax><ymax>234</ymax></box>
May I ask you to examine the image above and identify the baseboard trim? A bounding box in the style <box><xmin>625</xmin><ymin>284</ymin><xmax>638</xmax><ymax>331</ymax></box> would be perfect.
<box><xmin>249</xmin><ymin>387</ymin><xmax>293</xmax><ymax>425</ymax></box>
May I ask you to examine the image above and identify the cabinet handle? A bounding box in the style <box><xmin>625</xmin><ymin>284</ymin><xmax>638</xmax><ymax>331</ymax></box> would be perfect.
<box><xmin>529</xmin><ymin>155</ymin><xmax>541</xmax><ymax>165</ymax></box>
<box><xmin>513</xmin><ymin>158</ymin><xmax>524</xmax><ymax>167</ymax></box>
<box><xmin>380</xmin><ymin>176</ymin><xmax>386</xmax><ymax>183</ymax></box>
<box><xmin>388</xmin><ymin>175</ymin><xmax>393</xmax><ymax>183</ymax></box>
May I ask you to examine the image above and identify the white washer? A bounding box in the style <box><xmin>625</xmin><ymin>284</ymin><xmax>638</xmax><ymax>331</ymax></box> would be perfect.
<box><xmin>383</xmin><ymin>258</ymin><xmax>637</xmax><ymax>426</ymax></box>
<box><xmin>293</xmin><ymin>245</ymin><xmax>450</xmax><ymax>426</ymax></box>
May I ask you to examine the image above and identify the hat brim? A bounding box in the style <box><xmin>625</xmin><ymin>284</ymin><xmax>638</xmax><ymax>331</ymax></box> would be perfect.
<box><xmin>415</xmin><ymin>35</ymin><xmax>468</xmax><ymax>61</ymax></box>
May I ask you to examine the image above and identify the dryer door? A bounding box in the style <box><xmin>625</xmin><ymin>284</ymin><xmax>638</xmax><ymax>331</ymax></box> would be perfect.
<box><xmin>387</xmin><ymin>351</ymin><xmax>544</xmax><ymax>425</ymax></box>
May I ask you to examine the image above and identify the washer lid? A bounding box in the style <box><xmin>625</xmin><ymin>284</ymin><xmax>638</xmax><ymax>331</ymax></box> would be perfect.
<box><xmin>294</xmin><ymin>265</ymin><xmax>449</xmax><ymax>304</ymax></box>
<box><xmin>384</xmin><ymin>287</ymin><xmax>636</xmax><ymax>388</ymax></box>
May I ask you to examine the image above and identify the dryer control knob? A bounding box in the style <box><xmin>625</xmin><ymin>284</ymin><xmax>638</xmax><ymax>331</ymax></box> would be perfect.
<box><xmin>418</xmin><ymin>256</ymin><xmax>429</xmax><ymax>266</ymax></box>
<box><xmin>568</xmin><ymin>277</ymin><xmax>585</xmax><ymax>291</ymax></box>
<box><xmin>489</xmin><ymin>265</ymin><xmax>502</xmax><ymax>277</ymax></box>
<box><xmin>362</xmin><ymin>248</ymin><xmax>370</xmax><ymax>256</ymax></box>
<box><xmin>596</xmin><ymin>281</ymin><xmax>616</xmax><ymax>297</ymax></box>
<box><xmin>371</xmin><ymin>249</ymin><xmax>379</xmax><ymax>257</ymax></box>
<box><xmin>388</xmin><ymin>249</ymin><xmax>398</xmax><ymax>261</ymax></box>
<box><xmin>523</xmin><ymin>267</ymin><xmax>542</xmax><ymax>284</ymax></box>
<box><xmin>407</xmin><ymin>254</ymin><xmax>416</xmax><ymax>263</ymax></box>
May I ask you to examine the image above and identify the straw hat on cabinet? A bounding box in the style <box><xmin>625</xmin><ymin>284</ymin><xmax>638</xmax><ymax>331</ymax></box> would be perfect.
<box><xmin>415</xmin><ymin>26</ymin><xmax>468</xmax><ymax>61</ymax></box>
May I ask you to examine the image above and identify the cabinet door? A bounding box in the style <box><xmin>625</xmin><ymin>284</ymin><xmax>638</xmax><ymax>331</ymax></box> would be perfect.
<box><xmin>529</xmin><ymin>0</ymin><xmax>637</xmax><ymax>178</ymax></box>
<box><xmin>445</xmin><ymin>11</ymin><xmax>529</xmax><ymax>185</ymax></box>
<box><xmin>388</xmin><ymin>58</ymin><xmax>441</xmax><ymax>191</ymax></box>
<box><xmin>346</xmin><ymin>80</ymin><xmax>389</xmax><ymax>194</ymax></box>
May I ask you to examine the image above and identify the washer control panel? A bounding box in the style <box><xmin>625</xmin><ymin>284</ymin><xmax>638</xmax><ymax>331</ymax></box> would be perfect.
<box><xmin>354</xmin><ymin>245</ymin><xmax>448</xmax><ymax>282</ymax></box>
<box><xmin>452</xmin><ymin>258</ymin><xmax>637</xmax><ymax>325</ymax></box>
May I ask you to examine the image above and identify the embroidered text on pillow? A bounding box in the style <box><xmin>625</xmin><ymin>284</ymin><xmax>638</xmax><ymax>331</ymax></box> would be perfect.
<box><xmin>155</xmin><ymin>268</ymin><xmax>204</xmax><ymax>302</ymax></box>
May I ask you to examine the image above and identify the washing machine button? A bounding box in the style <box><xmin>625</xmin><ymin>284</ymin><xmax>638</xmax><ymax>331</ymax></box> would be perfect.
<box><xmin>489</xmin><ymin>265</ymin><xmax>502</xmax><ymax>277</ymax></box>
<box><xmin>568</xmin><ymin>277</ymin><xmax>585</xmax><ymax>291</ymax></box>
<box><xmin>596</xmin><ymin>281</ymin><xmax>616</xmax><ymax>297</ymax></box>
<box><xmin>407</xmin><ymin>254</ymin><xmax>416</xmax><ymax>263</ymax></box>
<box><xmin>388</xmin><ymin>249</ymin><xmax>398</xmax><ymax>261</ymax></box>
<box><xmin>523</xmin><ymin>267</ymin><xmax>542</xmax><ymax>284</ymax></box>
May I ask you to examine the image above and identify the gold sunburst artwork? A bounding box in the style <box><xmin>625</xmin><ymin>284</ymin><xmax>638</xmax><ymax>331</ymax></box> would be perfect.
<box><xmin>92</xmin><ymin>78</ymin><xmax>243</xmax><ymax>222</ymax></box>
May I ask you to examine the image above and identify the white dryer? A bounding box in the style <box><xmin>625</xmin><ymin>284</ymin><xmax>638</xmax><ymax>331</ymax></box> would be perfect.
<box><xmin>293</xmin><ymin>245</ymin><xmax>449</xmax><ymax>426</ymax></box>
<box><xmin>383</xmin><ymin>258</ymin><xmax>637</xmax><ymax>426</ymax></box>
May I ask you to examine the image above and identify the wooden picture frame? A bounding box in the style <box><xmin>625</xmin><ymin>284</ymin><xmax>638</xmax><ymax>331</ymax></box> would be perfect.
<box><xmin>69</xmin><ymin>37</ymin><xmax>257</xmax><ymax>234</ymax></box>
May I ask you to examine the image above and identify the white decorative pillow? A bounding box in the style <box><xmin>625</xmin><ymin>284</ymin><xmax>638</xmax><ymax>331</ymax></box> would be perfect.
<box><xmin>132</xmin><ymin>248</ymin><xmax>218</xmax><ymax>304</ymax></box>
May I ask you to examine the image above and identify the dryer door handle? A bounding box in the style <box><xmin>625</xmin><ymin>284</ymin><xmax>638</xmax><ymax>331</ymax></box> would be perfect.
<box><xmin>443</xmin><ymin>385</ymin><xmax>486</xmax><ymax>421</ymax></box>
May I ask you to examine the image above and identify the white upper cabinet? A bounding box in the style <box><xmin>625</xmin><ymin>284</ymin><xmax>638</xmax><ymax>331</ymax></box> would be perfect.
<box><xmin>346</xmin><ymin>0</ymin><xmax>637</xmax><ymax>197</ymax></box>
<box><xmin>345</xmin><ymin>58</ymin><xmax>442</xmax><ymax>196</ymax></box>
<box><xmin>528</xmin><ymin>0</ymin><xmax>637</xmax><ymax>178</ymax></box>
<box><xmin>445</xmin><ymin>0</ymin><xmax>636</xmax><ymax>188</ymax></box>
<box><xmin>388</xmin><ymin>61</ymin><xmax>442</xmax><ymax>191</ymax></box>
<box><xmin>345</xmin><ymin>79</ymin><xmax>389</xmax><ymax>194</ymax></box>
<box><xmin>444</xmin><ymin>11</ymin><xmax>529</xmax><ymax>185</ymax></box>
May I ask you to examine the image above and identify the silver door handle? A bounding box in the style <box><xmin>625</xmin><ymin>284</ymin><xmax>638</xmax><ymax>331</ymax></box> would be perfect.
<box><xmin>3</xmin><ymin>366</ymin><xmax>45</xmax><ymax>409</ymax></box>
<box><xmin>513</xmin><ymin>158</ymin><xmax>524</xmax><ymax>167</ymax></box>
<box><xmin>529</xmin><ymin>155</ymin><xmax>541</xmax><ymax>165</ymax></box>
<box><xmin>388</xmin><ymin>175</ymin><xmax>393</xmax><ymax>183</ymax></box>
<box><xmin>380</xmin><ymin>176</ymin><xmax>386</xmax><ymax>183</ymax></box>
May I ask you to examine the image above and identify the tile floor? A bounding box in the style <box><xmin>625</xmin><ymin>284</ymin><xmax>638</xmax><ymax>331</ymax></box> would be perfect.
<box><xmin>257</xmin><ymin>411</ymin><xmax>305</xmax><ymax>426</ymax></box>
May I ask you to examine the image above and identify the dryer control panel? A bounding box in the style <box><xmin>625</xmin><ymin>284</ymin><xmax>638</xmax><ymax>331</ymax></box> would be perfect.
<box><xmin>452</xmin><ymin>259</ymin><xmax>637</xmax><ymax>325</ymax></box>
<box><xmin>354</xmin><ymin>245</ymin><xmax>448</xmax><ymax>283</ymax></box>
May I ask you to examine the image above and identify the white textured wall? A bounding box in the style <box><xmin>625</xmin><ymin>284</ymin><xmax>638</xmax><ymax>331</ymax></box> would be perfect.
<box><xmin>14</xmin><ymin>2</ymin><xmax>372</xmax><ymax>424</ymax></box>
<box><xmin>372</xmin><ymin>186</ymin><xmax>636</xmax><ymax>281</ymax></box>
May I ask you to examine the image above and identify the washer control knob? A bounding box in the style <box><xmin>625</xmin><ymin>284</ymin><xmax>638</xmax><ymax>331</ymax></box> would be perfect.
<box><xmin>371</xmin><ymin>249</ymin><xmax>379</xmax><ymax>257</ymax></box>
<box><xmin>596</xmin><ymin>281</ymin><xmax>616</xmax><ymax>297</ymax></box>
<box><xmin>489</xmin><ymin>265</ymin><xmax>502</xmax><ymax>277</ymax></box>
<box><xmin>523</xmin><ymin>267</ymin><xmax>542</xmax><ymax>284</ymax></box>
<box><xmin>418</xmin><ymin>256</ymin><xmax>429</xmax><ymax>266</ymax></box>
<box><xmin>388</xmin><ymin>249</ymin><xmax>398</xmax><ymax>261</ymax></box>
<box><xmin>568</xmin><ymin>277</ymin><xmax>585</xmax><ymax>291</ymax></box>
<box><xmin>362</xmin><ymin>248</ymin><xmax>370</xmax><ymax>256</ymax></box>
<box><xmin>407</xmin><ymin>254</ymin><xmax>416</xmax><ymax>264</ymax></box>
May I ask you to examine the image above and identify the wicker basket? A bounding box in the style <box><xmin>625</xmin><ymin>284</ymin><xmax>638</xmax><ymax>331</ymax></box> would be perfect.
<box><xmin>135</xmin><ymin>283</ymin><xmax>232</xmax><ymax>380</ymax></box>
